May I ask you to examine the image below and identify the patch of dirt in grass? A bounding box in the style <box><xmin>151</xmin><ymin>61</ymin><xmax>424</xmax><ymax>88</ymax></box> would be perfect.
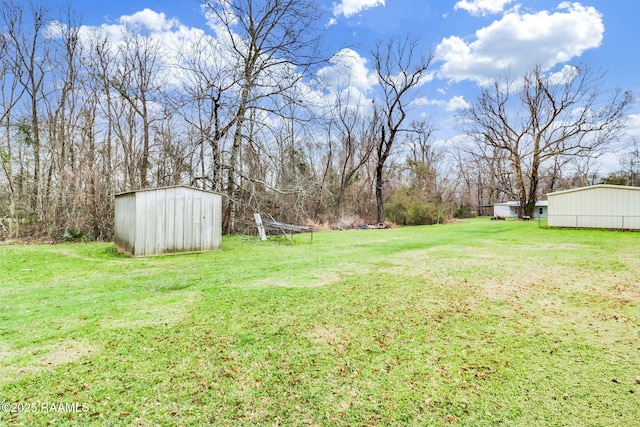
<box><xmin>249</xmin><ymin>266</ymin><xmax>371</xmax><ymax>288</ymax></box>
<box><xmin>474</xmin><ymin>279</ymin><xmax>519</xmax><ymax>301</ymax></box>
<box><xmin>39</xmin><ymin>340</ymin><xmax>97</xmax><ymax>367</ymax></box>
<box><xmin>0</xmin><ymin>343</ymin><xmax>13</xmax><ymax>364</ymax></box>
<box><xmin>475</xmin><ymin>269</ymin><xmax>552</xmax><ymax>300</ymax></box>
<box><xmin>482</xmin><ymin>241</ymin><xmax>592</xmax><ymax>251</ymax></box>
<box><xmin>619</xmin><ymin>252</ymin><xmax>640</xmax><ymax>265</ymax></box>
<box><xmin>54</xmin><ymin>248</ymin><xmax>131</xmax><ymax>262</ymax></box>
<box><xmin>542</xmin><ymin>264</ymin><xmax>640</xmax><ymax>308</ymax></box>
<box><xmin>380</xmin><ymin>244</ymin><xmax>638</xmax><ymax>317</ymax></box>
<box><xmin>380</xmin><ymin>247</ymin><xmax>540</xmax><ymax>299</ymax></box>
<box><xmin>602</xmin><ymin>278</ymin><xmax>640</xmax><ymax>306</ymax></box>
<box><xmin>0</xmin><ymin>339</ymin><xmax>97</xmax><ymax>384</ymax></box>
<box><xmin>307</xmin><ymin>324</ymin><xmax>349</xmax><ymax>350</ymax></box>
<box><xmin>378</xmin><ymin>248</ymin><xmax>444</xmax><ymax>275</ymax></box>
<box><xmin>250</xmin><ymin>272</ymin><xmax>344</xmax><ymax>288</ymax></box>
<box><xmin>101</xmin><ymin>291</ymin><xmax>198</xmax><ymax>329</ymax></box>
<box><xmin>474</xmin><ymin>261</ymin><xmax>639</xmax><ymax>349</ymax></box>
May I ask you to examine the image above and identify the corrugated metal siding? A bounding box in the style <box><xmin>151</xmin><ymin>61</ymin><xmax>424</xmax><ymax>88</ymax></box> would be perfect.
<box><xmin>114</xmin><ymin>193</ymin><xmax>137</xmax><ymax>254</ymax></box>
<box><xmin>548</xmin><ymin>185</ymin><xmax>640</xmax><ymax>229</ymax></box>
<box><xmin>115</xmin><ymin>186</ymin><xmax>222</xmax><ymax>256</ymax></box>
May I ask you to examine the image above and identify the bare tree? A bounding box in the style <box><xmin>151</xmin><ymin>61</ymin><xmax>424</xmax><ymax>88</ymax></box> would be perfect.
<box><xmin>599</xmin><ymin>138</ymin><xmax>640</xmax><ymax>186</ymax></box>
<box><xmin>404</xmin><ymin>120</ymin><xmax>440</xmax><ymax>194</ymax></box>
<box><xmin>174</xmin><ymin>34</ymin><xmax>237</xmax><ymax>192</ymax></box>
<box><xmin>386</xmin><ymin>120</ymin><xmax>459</xmax><ymax>225</ymax></box>
<box><xmin>200</xmin><ymin>0</ymin><xmax>324</xmax><ymax>233</ymax></box>
<box><xmin>151</xmin><ymin>110</ymin><xmax>193</xmax><ymax>187</ymax></box>
<box><xmin>84</xmin><ymin>30</ymin><xmax>116</xmax><ymax>187</ymax></box>
<box><xmin>371</xmin><ymin>35</ymin><xmax>433</xmax><ymax>223</ymax></box>
<box><xmin>110</xmin><ymin>30</ymin><xmax>164</xmax><ymax>188</ymax></box>
<box><xmin>328</xmin><ymin>95</ymin><xmax>377</xmax><ymax>217</ymax></box>
<box><xmin>0</xmin><ymin>12</ymin><xmax>24</xmax><ymax>235</ymax></box>
<box><xmin>460</xmin><ymin>63</ymin><xmax>634</xmax><ymax>218</ymax></box>
<box><xmin>42</xmin><ymin>5</ymin><xmax>85</xmax><ymax>232</ymax></box>
<box><xmin>1</xmin><ymin>0</ymin><xmax>50</xmax><ymax>223</ymax></box>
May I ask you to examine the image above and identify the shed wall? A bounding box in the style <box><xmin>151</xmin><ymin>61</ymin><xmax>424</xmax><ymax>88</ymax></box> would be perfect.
<box><xmin>114</xmin><ymin>192</ymin><xmax>137</xmax><ymax>254</ymax></box>
<box><xmin>116</xmin><ymin>186</ymin><xmax>222</xmax><ymax>256</ymax></box>
<box><xmin>548</xmin><ymin>186</ymin><xmax>640</xmax><ymax>229</ymax></box>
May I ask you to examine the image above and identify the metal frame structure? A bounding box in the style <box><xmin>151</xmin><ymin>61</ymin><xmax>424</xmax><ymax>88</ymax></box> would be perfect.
<box><xmin>239</xmin><ymin>213</ymin><xmax>314</xmax><ymax>244</ymax></box>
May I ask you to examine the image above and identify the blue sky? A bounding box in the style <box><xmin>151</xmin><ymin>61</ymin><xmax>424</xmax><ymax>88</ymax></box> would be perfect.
<box><xmin>74</xmin><ymin>0</ymin><xmax>639</xmax><ymax>170</ymax></box>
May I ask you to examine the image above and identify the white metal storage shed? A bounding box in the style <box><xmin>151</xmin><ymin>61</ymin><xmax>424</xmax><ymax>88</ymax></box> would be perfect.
<box><xmin>493</xmin><ymin>201</ymin><xmax>548</xmax><ymax>218</ymax></box>
<box><xmin>115</xmin><ymin>186</ymin><xmax>222</xmax><ymax>256</ymax></box>
<box><xmin>547</xmin><ymin>184</ymin><xmax>640</xmax><ymax>230</ymax></box>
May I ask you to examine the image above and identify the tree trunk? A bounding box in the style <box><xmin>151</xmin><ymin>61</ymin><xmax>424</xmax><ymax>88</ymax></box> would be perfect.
<box><xmin>375</xmin><ymin>162</ymin><xmax>385</xmax><ymax>224</ymax></box>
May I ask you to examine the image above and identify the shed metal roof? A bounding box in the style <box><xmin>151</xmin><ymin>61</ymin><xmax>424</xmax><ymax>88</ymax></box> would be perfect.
<box><xmin>114</xmin><ymin>185</ymin><xmax>221</xmax><ymax>197</ymax></box>
<box><xmin>493</xmin><ymin>200</ymin><xmax>548</xmax><ymax>207</ymax></box>
<box><xmin>547</xmin><ymin>184</ymin><xmax>640</xmax><ymax>197</ymax></box>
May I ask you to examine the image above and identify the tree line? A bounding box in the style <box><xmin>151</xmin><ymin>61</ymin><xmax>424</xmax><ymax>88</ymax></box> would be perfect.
<box><xmin>0</xmin><ymin>0</ymin><xmax>635</xmax><ymax>240</ymax></box>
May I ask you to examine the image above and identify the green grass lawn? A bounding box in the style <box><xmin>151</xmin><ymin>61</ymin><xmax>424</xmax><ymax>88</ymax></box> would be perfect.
<box><xmin>1</xmin><ymin>219</ymin><xmax>639</xmax><ymax>426</ymax></box>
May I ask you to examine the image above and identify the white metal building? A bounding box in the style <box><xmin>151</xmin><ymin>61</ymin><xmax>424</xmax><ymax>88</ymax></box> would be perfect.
<box><xmin>493</xmin><ymin>200</ymin><xmax>548</xmax><ymax>218</ymax></box>
<box><xmin>115</xmin><ymin>186</ymin><xmax>222</xmax><ymax>256</ymax></box>
<box><xmin>547</xmin><ymin>184</ymin><xmax>640</xmax><ymax>230</ymax></box>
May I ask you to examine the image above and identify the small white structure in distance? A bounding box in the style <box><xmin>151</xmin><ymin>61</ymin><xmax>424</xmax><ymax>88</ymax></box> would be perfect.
<box><xmin>493</xmin><ymin>200</ymin><xmax>548</xmax><ymax>218</ymax></box>
<box><xmin>115</xmin><ymin>186</ymin><xmax>222</xmax><ymax>256</ymax></box>
<box><xmin>547</xmin><ymin>184</ymin><xmax>640</xmax><ymax>230</ymax></box>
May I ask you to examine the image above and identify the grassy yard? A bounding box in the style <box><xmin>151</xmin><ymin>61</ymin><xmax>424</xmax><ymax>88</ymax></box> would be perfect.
<box><xmin>1</xmin><ymin>219</ymin><xmax>639</xmax><ymax>426</ymax></box>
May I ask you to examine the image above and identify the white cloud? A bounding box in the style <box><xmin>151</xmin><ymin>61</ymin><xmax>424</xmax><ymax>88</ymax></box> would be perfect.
<box><xmin>411</xmin><ymin>97</ymin><xmax>432</xmax><ymax>107</ymax></box>
<box><xmin>411</xmin><ymin>95</ymin><xmax>470</xmax><ymax>111</ymax></box>
<box><xmin>77</xmin><ymin>9</ymin><xmax>221</xmax><ymax>92</ymax></box>
<box><xmin>88</xmin><ymin>8</ymin><xmax>194</xmax><ymax>49</ymax></box>
<box><xmin>317</xmin><ymin>48</ymin><xmax>378</xmax><ymax>94</ymax></box>
<box><xmin>333</xmin><ymin>0</ymin><xmax>385</xmax><ymax>18</ymax></box>
<box><xmin>84</xmin><ymin>8</ymin><xmax>374</xmax><ymax>120</ymax></box>
<box><xmin>547</xmin><ymin>64</ymin><xmax>579</xmax><ymax>85</ymax></box>
<box><xmin>625</xmin><ymin>114</ymin><xmax>640</xmax><ymax>140</ymax></box>
<box><xmin>202</xmin><ymin>2</ymin><xmax>238</xmax><ymax>35</ymax></box>
<box><xmin>436</xmin><ymin>2</ymin><xmax>604</xmax><ymax>85</ymax></box>
<box><xmin>454</xmin><ymin>0</ymin><xmax>513</xmax><ymax>16</ymax></box>
<box><xmin>119</xmin><ymin>8</ymin><xmax>179</xmax><ymax>32</ymax></box>
<box><xmin>313</xmin><ymin>49</ymin><xmax>379</xmax><ymax>113</ymax></box>
<box><xmin>446</xmin><ymin>95</ymin><xmax>471</xmax><ymax>111</ymax></box>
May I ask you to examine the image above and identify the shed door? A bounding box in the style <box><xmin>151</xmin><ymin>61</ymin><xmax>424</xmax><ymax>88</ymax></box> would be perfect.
<box><xmin>191</xmin><ymin>196</ymin><xmax>202</xmax><ymax>252</ymax></box>
<box><xmin>200</xmin><ymin>196</ymin><xmax>215</xmax><ymax>249</ymax></box>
